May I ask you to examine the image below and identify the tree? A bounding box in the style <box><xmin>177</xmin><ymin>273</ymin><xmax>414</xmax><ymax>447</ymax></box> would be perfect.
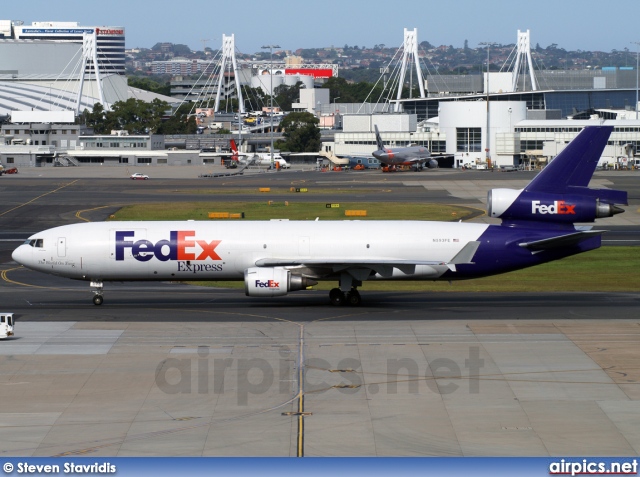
<box><xmin>273</xmin><ymin>81</ymin><xmax>305</xmax><ymax>111</ymax></box>
<box><xmin>242</xmin><ymin>86</ymin><xmax>268</xmax><ymax>111</ymax></box>
<box><xmin>300</xmin><ymin>49</ymin><xmax>319</xmax><ymax>59</ymax></box>
<box><xmin>107</xmin><ymin>98</ymin><xmax>168</xmax><ymax>134</ymax></box>
<box><xmin>81</xmin><ymin>102</ymin><xmax>106</xmax><ymax>131</ymax></box>
<box><xmin>217</xmin><ymin>98</ymin><xmax>239</xmax><ymax>113</ymax></box>
<box><xmin>275</xmin><ymin>112</ymin><xmax>320</xmax><ymax>153</ymax></box>
<box><xmin>323</xmin><ymin>76</ymin><xmax>384</xmax><ymax>103</ymax></box>
<box><xmin>157</xmin><ymin>113</ymin><xmax>197</xmax><ymax>135</ymax></box>
<box><xmin>127</xmin><ymin>76</ymin><xmax>171</xmax><ymax>96</ymax></box>
<box><xmin>82</xmin><ymin>98</ymin><xmax>173</xmax><ymax>135</ymax></box>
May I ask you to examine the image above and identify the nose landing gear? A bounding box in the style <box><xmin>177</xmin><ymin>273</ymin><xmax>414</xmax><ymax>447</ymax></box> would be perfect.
<box><xmin>90</xmin><ymin>281</ymin><xmax>104</xmax><ymax>306</ymax></box>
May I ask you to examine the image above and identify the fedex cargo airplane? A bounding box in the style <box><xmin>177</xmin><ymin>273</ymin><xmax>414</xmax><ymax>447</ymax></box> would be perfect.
<box><xmin>12</xmin><ymin>127</ymin><xmax>626</xmax><ymax>306</ymax></box>
<box><xmin>372</xmin><ymin>124</ymin><xmax>438</xmax><ymax>171</ymax></box>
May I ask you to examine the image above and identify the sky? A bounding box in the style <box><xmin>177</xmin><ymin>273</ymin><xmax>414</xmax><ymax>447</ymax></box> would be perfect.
<box><xmin>3</xmin><ymin>0</ymin><xmax>639</xmax><ymax>55</ymax></box>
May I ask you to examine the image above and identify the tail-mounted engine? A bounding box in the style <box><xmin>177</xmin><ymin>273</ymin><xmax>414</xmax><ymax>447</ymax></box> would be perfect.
<box><xmin>487</xmin><ymin>187</ymin><xmax>627</xmax><ymax>224</ymax></box>
<box><xmin>244</xmin><ymin>267</ymin><xmax>317</xmax><ymax>297</ymax></box>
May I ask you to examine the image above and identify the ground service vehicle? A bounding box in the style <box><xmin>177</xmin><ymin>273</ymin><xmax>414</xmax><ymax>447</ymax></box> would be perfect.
<box><xmin>0</xmin><ymin>313</ymin><xmax>14</xmax><ymax>339</ymax></box>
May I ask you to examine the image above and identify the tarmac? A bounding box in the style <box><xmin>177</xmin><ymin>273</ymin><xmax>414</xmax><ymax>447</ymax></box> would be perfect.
<box><xmin>11</xmin><ymin>164</ymin><xmax>640</xmax><ymax>227</ymax></box>
<box><xmin>0</xmin><ymin>165</ymin><xmax>639</xmax><ymax>456</ymax></box>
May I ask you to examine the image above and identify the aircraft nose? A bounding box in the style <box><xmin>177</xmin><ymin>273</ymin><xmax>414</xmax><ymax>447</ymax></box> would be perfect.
<box><xmin>11</xmin><ymin>244</ymin><xmax>31</xmax><ymax>266</ymax></box>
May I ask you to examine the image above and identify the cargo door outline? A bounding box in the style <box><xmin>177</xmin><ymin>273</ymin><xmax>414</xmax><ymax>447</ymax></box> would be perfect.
<box><xmin>57</xmin><ymin>237</ymin><xmax>66</xmax><ymax>257</ymax></box>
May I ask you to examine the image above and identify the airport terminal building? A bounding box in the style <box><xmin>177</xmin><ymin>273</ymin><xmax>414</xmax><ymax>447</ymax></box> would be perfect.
<box><xmin>1</xmin><ymin>20</ymin><xmax>125</xmax><ymax>75</ymax></box>
<box><xmin>330</xmin><ymin>67</ymin><xmax>640</xmax><ymax>169</ymax></box>
<box><xmin>0</xmin><ymin>20</ymin><xmax>128</xmax><ymax>115</ymax></box>
<box><xmin>0</xmin><ymin>20</ymin><xmax>639</xmax><ymax>170</ymax></box>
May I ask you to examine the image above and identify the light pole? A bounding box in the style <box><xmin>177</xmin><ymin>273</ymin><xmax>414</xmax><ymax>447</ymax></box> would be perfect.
<box><xmin>262</xmin><ymin>44</ymin><xmax>280</xmax><ymax>169</ymax></box>
<box><xmin>479</xmin><ymin>42</ymin><xmax>497</xmax><ymax>165</ymax></box>
<box><xmin>633</xmin><ymin>42</ymin><xmax>640</xmax><ymax>120</ymax></box>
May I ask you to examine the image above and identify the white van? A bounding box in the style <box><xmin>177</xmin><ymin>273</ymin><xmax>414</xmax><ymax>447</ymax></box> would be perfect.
<box><xmin>0</xmin><ymin>313</ymin><xmax>14</xmax><ymax>339</ymax></box>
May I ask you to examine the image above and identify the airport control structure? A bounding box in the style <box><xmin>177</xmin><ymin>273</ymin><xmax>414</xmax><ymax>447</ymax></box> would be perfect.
<box><xmin>0</xmin><ymin>21</ymin><xmax>639</xmax><ymax>170</ymax></box>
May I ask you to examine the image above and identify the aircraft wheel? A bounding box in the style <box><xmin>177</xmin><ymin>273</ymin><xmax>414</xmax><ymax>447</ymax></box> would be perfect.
<box><xmin>93</xmin><ymin>294</ymin><xmax>104</xmax><ymax>306</ymax></box>
<box><xmin>346</xmin><ymin>290</ymin><xmax>362</xmax><ymax>306</ymax></box>
<box><xmin>329</xmin><ymin>288</ymin><xmax>345</xmax><ymax>306</ymax></box>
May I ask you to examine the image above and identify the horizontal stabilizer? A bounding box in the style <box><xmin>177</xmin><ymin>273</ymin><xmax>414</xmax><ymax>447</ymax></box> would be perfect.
<box><xmin>446</xmin><ymin>241</ymin><xmax>480</xmax><ymax>272</ymax></box>
<box><xmin>565</xmin><ymin>186</ymin><xmax>628</xmax><ymax>206</ymax></box>
<box><xmin>450</xmin><ymin>241</ymin><xmax>480</xmax><ymax>264</ymax></box>
<box><xmin>518</xmin><ymin>231</ymin><xmax>605</xmax><ymax>251</ymax></box>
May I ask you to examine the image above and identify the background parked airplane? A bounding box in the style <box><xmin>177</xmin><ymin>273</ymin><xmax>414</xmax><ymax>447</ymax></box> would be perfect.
<box><xmin>208</xmin><ymin>140</ymin><xmax>290</xmax><ymax>169</ymax></box>
<box><xmin>372</xmin><ymin>124</ymin><xmax>438</xmax><ymax>171</ymax></box>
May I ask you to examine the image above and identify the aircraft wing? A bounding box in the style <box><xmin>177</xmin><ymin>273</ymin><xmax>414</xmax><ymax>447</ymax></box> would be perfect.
<box><xmin>255</xmin><ymin>241</ymin><xmax>481</xmax><ymax>275</ymax></box>
<box><xmin>518</xmin><ymin>231</ymin><xmax>605</xmax><ymax>251</ymax></box>
<box><xmin>201</xmin><ymin>151</ymin><xmax>253</xmax><ymax>157</ymax></box>
<box><xmin>408</xmin><ymin>157</ymin><xmax>429</xmax><ymax>164</ymax></box>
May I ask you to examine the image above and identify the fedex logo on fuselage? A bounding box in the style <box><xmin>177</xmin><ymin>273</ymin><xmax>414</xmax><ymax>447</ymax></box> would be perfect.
<box><xmin>255</xmin><ymin>280</ymin><xmax>280</xmax><ymax>288</ymax></box>
<box><xmin>115</xmin><ymin>230</ymin><xmax>221</xmax><ymax>262</ymax></box>
<box><xmin>531</xmin><ymin>200</ymin><xmax>576</xmax><ymax>215</ymax></box>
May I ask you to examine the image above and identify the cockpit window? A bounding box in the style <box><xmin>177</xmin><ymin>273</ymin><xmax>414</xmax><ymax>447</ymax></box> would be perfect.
<box><xmin>24</xmin><ymin>238</ymin><xmax>44</xmax><ymax>248</ymax></box>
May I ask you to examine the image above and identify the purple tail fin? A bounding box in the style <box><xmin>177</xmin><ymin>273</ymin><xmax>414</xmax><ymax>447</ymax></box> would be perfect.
<box><xmin>524</xmin><ymin>126</ymin><xmax>613</xmax><ymax>193</ymax></box>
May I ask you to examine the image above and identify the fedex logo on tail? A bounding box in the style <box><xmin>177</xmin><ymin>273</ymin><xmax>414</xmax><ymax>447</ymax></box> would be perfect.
<box><xmin>115</xmin><ymin>231</ymin><xmax>221</xmax><ymax>262</ymax></box>
<box><xmin>531</xmin><ymin>200</ymin><xmax>576</xmax><ymax>215</ymax></box>
<box><xmin>255</xmin><ymin>279</ymin><xmax>281</xmax><ymax>288</ymax></box>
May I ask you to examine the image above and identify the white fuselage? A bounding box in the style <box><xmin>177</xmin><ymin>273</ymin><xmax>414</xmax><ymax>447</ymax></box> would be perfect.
<box><xmin>254</xmin><ymin>154</ymin><xmax>289</xmax><ymax>168</ymax></box>
<box><xmin>12</xmin><ymin>220</ymin><xmax>490</xmax><ymax>282</ymax></box>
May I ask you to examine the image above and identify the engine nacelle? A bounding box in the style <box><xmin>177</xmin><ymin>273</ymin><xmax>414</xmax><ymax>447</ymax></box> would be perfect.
<box><xmin>244</xmin><ymin>267</ymin><xmax>317</xmax><ymax>297</ymax></box>
<box><xmin>427</xmin><ymin>159</ymin><xmax>438</xmax><ymax>169</ymax></box>
<box><xmin>487</xmin><ymin>189</ymin><xmax>624</xmax><ymax>224</ymax></box>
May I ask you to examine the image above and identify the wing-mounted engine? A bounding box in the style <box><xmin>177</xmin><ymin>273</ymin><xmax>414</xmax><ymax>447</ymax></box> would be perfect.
<box><xmin>487</xmin><ymin>187</ymin><xmax>627</xmax><ymax>224</ymax></box>
<box><xmin>244</xmin><ymin>267</ymin><xmax>317</xmax><ymax>297</ymax></box>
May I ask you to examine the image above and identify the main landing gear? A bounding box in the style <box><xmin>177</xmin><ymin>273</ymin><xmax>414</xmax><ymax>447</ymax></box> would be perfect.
<box><xmin>329</xmin><ymin>274</ymin><xmax>363</xmax><ymax>306</ymax></box>
<box><xmin>329</xmin><ymin>288</ymin><xmax>361</xmax><ymax>306</ymax></box>
<box><xmin>90</xmin><ymin>281</ymin><xmax>104</xmax><ymax>306</ymax></box>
